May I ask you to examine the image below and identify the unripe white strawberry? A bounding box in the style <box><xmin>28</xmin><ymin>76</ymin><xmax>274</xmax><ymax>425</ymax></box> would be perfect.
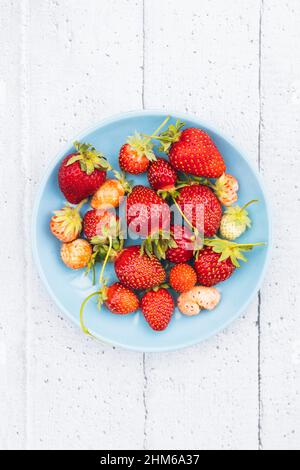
<box><xmin>214</xmin><ymin>173</ymin><xmax>239</xmax><ymax>207</ymax></box>
<box><xmin>50</xmin><ymin>199</ymin><xmax>87</xmax><ymax>242</ymax></box>
<box><xmin>220</xmin><ymin>200</ymin><xmax>258</xmax><ymax>241</ymax></box>
<box><xmin>178</xmin><ymin>286</ymin><xmax>221</xmax><ymax>316</ymax></box>
<box><xmin>61</xmin><ymin>239</ymin><xmax>92</xmax><ymax>269</ymax></box>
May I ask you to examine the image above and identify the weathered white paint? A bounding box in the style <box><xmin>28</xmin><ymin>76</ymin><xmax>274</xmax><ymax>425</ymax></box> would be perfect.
<box><xmin>0</xmin><ymin>1</ymin><xmax>27</xmax><ymax>450</ymax></box>
<box><xmin>260</xmin><ymin>0</ymin><xmax>300</xmax><ymax>451</ymax></box>
<box><xmin>0</xmin><ymin>0</ymin><xmax>298</xmax><ymax>450</ymax></box>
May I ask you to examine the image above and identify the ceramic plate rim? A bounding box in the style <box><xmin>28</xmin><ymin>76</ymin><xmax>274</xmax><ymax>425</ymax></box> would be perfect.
<box><xmin>32</xmin><ymin>109</ymin><xmax>273</xmax><ymax>352</ymax></box>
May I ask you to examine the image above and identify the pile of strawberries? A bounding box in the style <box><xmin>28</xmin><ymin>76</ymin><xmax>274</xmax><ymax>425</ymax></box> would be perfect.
<box><xmin>50</xmin><ymin>117</ymin><xmax>264</xmax><ymax>334</ymax></box>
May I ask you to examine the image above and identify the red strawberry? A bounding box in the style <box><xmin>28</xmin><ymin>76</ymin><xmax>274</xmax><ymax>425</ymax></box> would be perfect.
<box><xmin>105</xmin><ymin>283</ymin><xmax>139</xmax><ymax>315</ymax></box>
<box><xmin>166</xmin><ymin>225</ymin><xmax>194</xmax><ymax>263</ymax></box>
<box><xmin>153</xmin><ymin>120</ymin><xmax>226</xmax><ymax>178</ymax></box>
<box><xmin>195</xmin><ymin>247</ymin><xmax>235</xmax><ymax>287</ymax></box>
<box><xmin>58</xmin><ymin>142</ymin><xmax>110</xmax><ymax>204</ymax></box>
<box><xmin>119</xmin><ymin>141</ymin><xmax>153</xmax><ymax>175</ymax></box>
<box><xmin>119</xmin><ymin>117</ymin><xmax>170</xmax><ymax>175</ymax></box>
<box><xmin>80</xmin><ymin>281</ymin><xmax>138</xmax><ymax>335</ymax></box>
<box><xmin>115</xmin><ymin>245</ymin><xmax>166</xmax><ymax>290</ymax></box>
<box><xmin>169</xmin><ymin>264</ymin><xmax>197</xmax><ymax>293</ymax></box>
<box><xmin>83</xmin><ymin>209</ymin><xmax>118</xmax><ymax>242</ymax></box>
<box><xmin>126</xmin><ymin>185</ymin><xmax>170</xmax><ymax>237</ymax></box>
<box><xmin>141</xmin><ymin>288</ymin><xmax>174</xmax><ymax>331</ymax></box>
<box><xmin>195</xmin><ymin>238</ymin><xmax>265</xmax><ymax>286</ymax></box>
<box><xmin>147</xmin><ymin>158</ymin><xmax>177</xmax><ymax>192</ymax></box>
<box><xmin>176</xmin><ymin>185</ymin><xmax>222</xmax><ymax>237</ymax></box>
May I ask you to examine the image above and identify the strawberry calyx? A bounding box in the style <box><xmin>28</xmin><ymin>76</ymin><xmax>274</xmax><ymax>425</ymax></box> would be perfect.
<box><xmin>113</xmin><ymin>170</ymin><xmax>132</xmax><ymax>195</ymax></box>
<box><xmin>127</xmin><ymin>133</ymin><xmax>157</xmax><ymax>162</ymax></box>
<box><xmin>145</xmin><ymin>283</ymin><xmax>170</xmax><ymax>294</ymax></box>
<box><xmin>222</xmin><ymin>199</ymin><xmax>258</xmax><ymax>228</ymax></box>
<box><xmin>126</xmin><ymin>116</ymin><xmax>172</xmax><ymax>163</ymax></box>
<box><xmin>203</xmin><ymin>236</ymin><xmax>266</xmax><ymax>268</ymax></box>
<box><xmin>144</xmin><ymin>119</ymin><xmax>185</xmax><ymax>153</ymax></box>
<box><xmin>67</xmin><ymin>141</ymin><xmax>111</xmax><ymax>175</ymax></box>
<box><xmin>141</xmin><ymin>230</ymin><xmax>178</xmax><ymax>260</ymax></box>
<box><xmin>177</xmin><ymin>175</ymin><xmax>214</xmax><ymax>188</ymax></box>
<box><xmin>52</xmin><ymin>198</ymin><xmax>87</xmax><ymax>239</ymax></box>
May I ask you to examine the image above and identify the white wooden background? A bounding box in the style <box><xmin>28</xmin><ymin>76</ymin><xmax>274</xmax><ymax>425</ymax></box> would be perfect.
<box><xmin>0</xmin><ymin>0</ymin><xmax>299</xmax><ymax>450</ymax></box>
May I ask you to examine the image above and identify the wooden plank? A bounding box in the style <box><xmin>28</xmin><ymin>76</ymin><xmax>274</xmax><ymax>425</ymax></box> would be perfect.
<box><xmin>260</xmin><ymin>0</ymin><xmax>300</xmax><ymax>450</ymax></box>
<box><xmin>0</xmin><ymin>0</ymin><xmax>26</xmax><ymax>450</ymax></box>
<box><xmin>144</xmin><ymin>0</ymin><xmax>261</xmax><ymax>450</ymax></box>
<box><xmin>26</xmin><ymin>0</ymin><xmax>145</xmax><ymax>450</ymax></box>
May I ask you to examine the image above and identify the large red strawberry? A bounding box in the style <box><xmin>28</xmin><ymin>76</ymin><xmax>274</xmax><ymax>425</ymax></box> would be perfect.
<box><xmin>115</xmin><ymin>245</ymin><xmax>166</xmax><ymax>290</ymax></box>
<box><xmin>58</xmin><ymin>141</ymin><xmax>110</xmax><ymax>204</ymax></box>
<box><xmin>141</xmin><ymin>288</ymin><xmax>174</xmax><ymax>331</ymax></box>
<box><xmin>165</xmin><ymin>225</ymin><xmax>194</xmax><ymax>263</ymax></box>
<box><xmin>195</xmin><ymin>238</ymin><xmax>265</xmax><ymax>286</ymax></box>
<box><xmin>105</xmin><ymin>283</ymin><xmax>139</xmax><ymax>315</ymax></box>
<box><xmin>151</xmin><ymin>120</ymin><xmax>226</xmax><ymax>178</ymax></box>
<box><xmin>175</xmin><ymin>185</ymin><xmax>222</xmax><ymax>237</ymax></box>
<box><xmin>119</xmin><ymin>117</ymin><xmax>170</xmax><ymax>174</ymax></box>
<box><xmin>147</xmin><ymin>158</ymin><xmax>177</xmax><ymax>192</ymax></box>
<box><xmin>126</xmin><ymin>185</ymin><xmax>171</xmax><ymax>237</ymax></box>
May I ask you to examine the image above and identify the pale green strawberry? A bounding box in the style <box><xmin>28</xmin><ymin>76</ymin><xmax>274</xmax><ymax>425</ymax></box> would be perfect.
<box><xmin>220</xmin><ymin>200</ymin><xmax>258</xmax><ymax>241</ymax></box>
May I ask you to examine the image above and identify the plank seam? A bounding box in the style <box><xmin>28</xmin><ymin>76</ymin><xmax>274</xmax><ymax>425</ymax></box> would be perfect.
<box><xmin>20</xmin><ymin>0</ymin><xmax>30</xmax><ymax>450</ymax></box>
<box><xmin>258</xmin><ymin>0</ymin><xmax>264</xmax><ymax>451</ymax></box>
<box><xmin>142</xmin><ymin>354</ymin><xmax>149</xmax><ymax>449</ymax></box>
<box><xmin>142</xmin><ymin>0</ymin><xmax>148</xmax><ymax>451</ymax></box>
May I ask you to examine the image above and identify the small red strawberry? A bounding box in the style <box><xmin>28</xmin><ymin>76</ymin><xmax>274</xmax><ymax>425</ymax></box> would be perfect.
<box><xmin>105</xmin><ymin>283</ymin><xmax>139</xmax><ymax>315</ymax></box>
<box><xmin>141</xmin><ymin>288</ymin><xmax>174</xmax><ymax>331</ymax></box>
<box><xmin>58</xmin><ymin>142</ymin><xmax>111</xmax><ymax>204</ymax></box>
<box><xmin>148</xmin><ymin>120</ymin><xmax>226</xmax><ymax>178</ymax></box>
<box><xmin>176</xmin><ymin>185</ymin><xmax>222</xmax><ymax>238</ymax></box>
<box><xmin>166</xmin><ymin>225</ymin><xmax>195</xmax><ymax>263</ymax></box>
<box><xmin>169</xmin><ymin>264</ymin><xmax>197</xmax><ymax>293</ymax></box>
<box><xmin>194</xmin><ymin>237</ymin><xmax>265</xmax><ymax>287</ymax></box>
<box><xmin>119</xmin><ymin>139</ymin><xmax>154</xmax><ymax>175</ymax></box>
<box><xmin>115</xmin><ymin>245</ymin><xmax>166</xmax><ymax>290</ymax></box>
<box><xmin>147</xmin><ymin>158</ymin><xmax>177</xmax><ymax>192</ymax></box>
<box><xmin>126</xmin><ymin>185</ymin><xmax>171</xmax><ymax>237</ymax></box>
<box><xmin>83</xmin><ymin>209</ymin><xmax>119</xmax><ymax>242</ymax></box>
<box><xmin>119</xmin><ymin>117</ymin><xmax>170</xmax><ymax>174</ymax></box>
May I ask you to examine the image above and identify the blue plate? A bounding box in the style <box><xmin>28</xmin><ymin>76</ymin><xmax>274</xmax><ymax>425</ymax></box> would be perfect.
<box><xmin>32</xmin><ymin>110</ymin><xmax>272</xmax><ymax>352</ymax></box>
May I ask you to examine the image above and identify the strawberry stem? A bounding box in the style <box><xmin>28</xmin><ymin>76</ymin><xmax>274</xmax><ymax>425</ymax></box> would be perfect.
<box><xmin>172</xmin><ymin>197</ymin><xmax>199</xmax><ymax>237</ymax></box>
<box><xmin>145</xmin><ymin>116</ymin><xmax>171</xmax><ymax>144</ymax></box>
<box><xmin>99</xmin><ymin>236</ymin><xmax>113</xmax><ymax>286</ymax></box>
<box><xmin>92</xmin><ymin>264</ymin><xmax>96</xmax><ymax>286</ymax></box>
<box><xmin>240</xmin><ymin>199</ymin><xmax>259</xmax><ymax>212</ymax></box>
<box><xmin>231</xmin><ymin>242</ymin><xmax>265</xmax><ymax>248</ymax></box>
<box><xmin>79</xmin><ymin>236</ymin><xmax>113</xmax><ymax>336</ymax></box>
<box><xmin>79</xmin><ymin>291</ymin><xmax>99</xmax><ymax>336</ymax></box>
<box><xmin>76</xmin><ymin>198</ymin><xmax>88</xmax><ymax>211</ymax></box>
